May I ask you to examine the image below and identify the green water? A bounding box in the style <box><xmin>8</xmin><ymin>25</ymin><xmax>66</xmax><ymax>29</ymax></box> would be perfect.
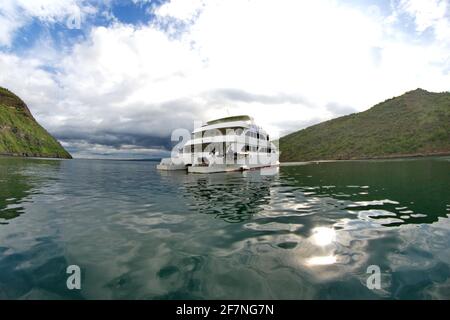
<box><xmin>0</xmin><ymin>157</ymin><xmax>449</xmax><ymax>299</ymax></box>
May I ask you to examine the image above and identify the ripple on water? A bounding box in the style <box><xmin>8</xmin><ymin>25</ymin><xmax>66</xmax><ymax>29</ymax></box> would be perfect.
<box><xmin>0</xmin><ymin>158</ymin><xmax>450</xmax><ymax>299</ymax></box>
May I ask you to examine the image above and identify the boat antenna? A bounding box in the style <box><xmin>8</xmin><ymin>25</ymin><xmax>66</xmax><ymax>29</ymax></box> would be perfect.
<box><xmin>226</xmin><ymin>107</ymin><xmax>230</xmax><ymax>116</ymax></box>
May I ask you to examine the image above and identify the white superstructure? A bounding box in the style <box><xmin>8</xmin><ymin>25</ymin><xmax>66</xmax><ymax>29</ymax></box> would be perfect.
<box><xmin>157</xmin><ymin>115</ymin><xmax>279</xmax><ymax>173</ymax></box>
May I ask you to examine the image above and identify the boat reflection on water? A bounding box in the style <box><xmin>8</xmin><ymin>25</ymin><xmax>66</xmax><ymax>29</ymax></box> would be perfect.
<box><xmin>160</xmin><ymin>168</ymin><xmax>279</xmax><ymax>223</ymax></box>
<box><xmin>0</xmin><ymin>157</ymin><xmax>448</xmax><ymax>299</ymax></box>
<box><xmin>156</xmin><ymin>158</ymin><xmax>450</xmax><ymax>299</ymax></box>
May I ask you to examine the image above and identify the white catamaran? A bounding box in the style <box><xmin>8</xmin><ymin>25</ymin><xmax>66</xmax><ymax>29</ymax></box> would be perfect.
<box><xmin>157</xmin><ymin>115</ymin><xmax>280</xmax><ymax>173</ymax></box>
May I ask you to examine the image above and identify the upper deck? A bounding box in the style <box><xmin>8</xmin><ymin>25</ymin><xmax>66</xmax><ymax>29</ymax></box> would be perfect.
<box><xmin>192</xmin><ymin>115</ymin><xmax>254</xmax><ymax>133</ymax></box>
<box><xmin>206</xmin><ymin>115</ymin><xmax>253</xmax><ymax>125</ymax></box>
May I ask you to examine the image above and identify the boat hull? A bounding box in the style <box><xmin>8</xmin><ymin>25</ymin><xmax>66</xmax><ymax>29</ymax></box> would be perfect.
<box><xmin>187</xmin><ymin>163</ymin><xmax>279</xmax><ymax>174</ymax></box>
<box><xmin>156</xmin><ymin>163</ymin><xmax>187</xmax><ymax>171</ymax></box>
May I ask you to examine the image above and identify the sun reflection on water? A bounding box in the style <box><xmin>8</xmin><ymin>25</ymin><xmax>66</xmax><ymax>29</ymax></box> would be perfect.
<box><xmin>306</xmin><ymin>255</ymin><xmax>337</xmax><ymax>266</ymax></box>
<box><xmin>310</xmin><ymin>227</ymin><xmax>336</xmax><ymax>246</ymax></box>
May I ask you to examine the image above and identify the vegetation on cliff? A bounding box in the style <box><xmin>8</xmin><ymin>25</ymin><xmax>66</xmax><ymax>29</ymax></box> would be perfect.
<box><xmin>0</xmin><ymin>87</ymin><xmax>71</xmax><ymax>159</ymax></box>
<box><xmin>280</xmin><ymin>89</ymin><xmax>450</xmax><ymax>161</ymax></box>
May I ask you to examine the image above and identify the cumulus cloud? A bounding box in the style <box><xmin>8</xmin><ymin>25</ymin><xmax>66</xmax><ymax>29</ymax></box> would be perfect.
<box><xmin>154</xmin><ymin>0</ymin><xmax>205</xmax><ymax>22</ymax></box>
<box><xmin>0</xmin><ymin>0</ymin><xmax>97</xmax><ymax>46</ymax></box>
<box><xmin>0</xmin><ymin>0</ymin><xmax>449</xmax><ymax>158</ymax></box>
<box><xmin>397</xmin><ymin>0</ymin><xmax>449</xmax><ymax>37</ymax></box>
<box><xmin>206</xmin><ymin>89</ymin><xmax>315</xmax><ymax>107</ymax></box>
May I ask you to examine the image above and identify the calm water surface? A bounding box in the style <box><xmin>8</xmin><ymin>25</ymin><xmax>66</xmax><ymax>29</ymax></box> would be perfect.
<box><xmin>0</xmin><ymin>157</ymin><xmax>449</xmax><ymax>299</ymax></box>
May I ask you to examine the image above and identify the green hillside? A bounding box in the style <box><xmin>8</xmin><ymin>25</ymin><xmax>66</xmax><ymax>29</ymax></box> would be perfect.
<box><xmin>280</xmin><ymin>89</ymin><xmax>450</xmax><ymax>162</ymax></box>
<box><xmin>0</xmin><ymin>86</ymin><xmax>71</xmax><ymax>159</ymax></box>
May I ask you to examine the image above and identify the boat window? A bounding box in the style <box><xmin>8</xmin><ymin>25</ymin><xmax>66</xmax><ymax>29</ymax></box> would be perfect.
<box><xmin>234</xmin><ymin>128</ymin><xmax>244</xmax><ymax>135</ymax></box>
<box><xmin>199</xmin><ymin>127</ymin><xmax>245</xmax><ymax>138</ymax></box>
<box><xmin>204</xmin><ymin>129</ymin><xmax>223</xmax><ymax>137</ymax></box>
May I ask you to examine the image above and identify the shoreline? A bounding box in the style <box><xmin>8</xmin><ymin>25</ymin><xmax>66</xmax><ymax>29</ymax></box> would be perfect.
<box><xmin>0</xmin><ymin>153</ymin><xmax>72</xmax><ymax>160</ymax></box>
<box><xmin>280</xmin><ymin>152</ymin><xmax>450</xmax><ymax>166</ymax></box>
<box><xmin>2</xmin><ymin>152</ymin><xmax>449</xmax><ymax>163</ymax></box>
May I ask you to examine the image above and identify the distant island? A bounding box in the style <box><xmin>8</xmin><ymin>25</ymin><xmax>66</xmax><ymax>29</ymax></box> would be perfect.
<box><xmin>0</xmin><ymin>86</ymin><xmax>71</xmax><ymax>159</ymax></box>
<box><xmin>280</xmin><ymin>88</ymin><xmax>450</xmax><ymax>162</ymax></box>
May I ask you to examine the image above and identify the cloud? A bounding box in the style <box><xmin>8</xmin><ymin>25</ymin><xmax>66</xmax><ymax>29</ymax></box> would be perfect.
<box><xmin>0</xmin><ymin>0</ymin><xmax>97</xmax><ymax>47</ymax></box>
<box><xmin>154</xmin><ymin>0</ymin><xmax>205</xmax><ymax>22</ymax></box>
<box><xmin>271</xmin><ymin>117</ymin><xmax>325</xmax><ymax>137</ymax></box>
<box><xmin>0</xmin><ymin>0</ymin><xmax>449</xmax><ymax>158</ymax></box>
<box><xmin>325</xmin><ymin>102</ymin><xmax>357</xmax><ymax>117</ymax></box>
<box><xmin>61</xmin><ymin>140</ymin><xmax>170</xmax><ymax>159</ymax></box>
<box><xmin>206</xmin><ymin>89</ymin><xmax>315</xmax><ymax>106</ymax></box>
<box><xmin>397</xmin><ymin>0</ymin><xmax>449</xmax><ymax>36</ymax></box>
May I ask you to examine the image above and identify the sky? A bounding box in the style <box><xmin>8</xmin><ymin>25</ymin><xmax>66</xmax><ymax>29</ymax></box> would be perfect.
<box><xmin>0</xmin><ymin>0</ymin><xmax>449</xmax><ymax>159</ymax></box>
